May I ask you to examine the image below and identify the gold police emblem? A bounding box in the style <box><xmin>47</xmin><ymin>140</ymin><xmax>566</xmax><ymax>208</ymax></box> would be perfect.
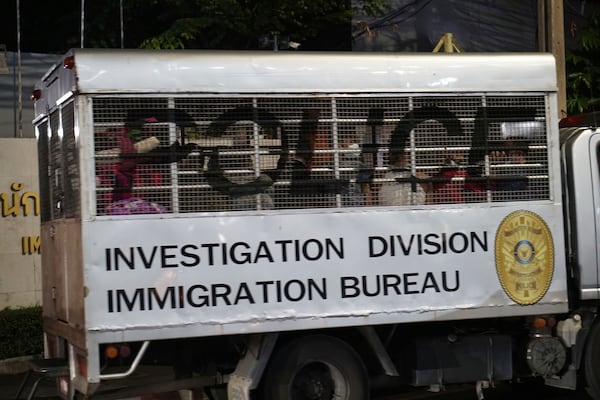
<box><xmin>495</xmin><ymin>210</ymin><xmax>554</xmax><ymax>305</ymax></box>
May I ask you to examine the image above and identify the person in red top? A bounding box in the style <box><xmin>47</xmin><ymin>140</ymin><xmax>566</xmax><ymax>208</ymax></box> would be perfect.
<box><xmin>430</xmin><ymin>152</ymin><xmax>467</xmax><ymax>204</ymax></box>
<box><xmin>97</xmin><ymin>116</ymin><xmax>196</xmax><ymax>215</ymax></box>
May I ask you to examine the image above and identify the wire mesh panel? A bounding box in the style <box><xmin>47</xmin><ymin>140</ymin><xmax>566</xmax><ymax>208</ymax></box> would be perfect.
<box><xmin>61</xmin><ymin>101</ymin><xmax>80</xmax><ymax>218</ymax></box>
<box><xmin>91</xmin><ymin>94</ymin><xmax>551</xmax><ymax>216</ymax></box>
<box><xmin>49</xmin><ymin>110</ymin><xmax>64</xmax><ymax>219</ymax></box>
<box><xmin>36</xmin><ymin>120</ymin><xmax>51</xmax><ymax>223</ymax></box>
<box><xmin>36</xmin><ymin>101</ymin><xmax>81</xmax><ymax>221</ymax></box>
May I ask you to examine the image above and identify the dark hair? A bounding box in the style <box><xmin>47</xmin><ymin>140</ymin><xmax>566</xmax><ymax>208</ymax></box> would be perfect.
<box><xmin>388</xmin><ymin>148</ymin><xmax>407</xmax><ymax>165</ymax></box>
<box><xmin>296</xmin><ymin>109</ymin><xmax>321</xmax><ymax>162</ymax></box>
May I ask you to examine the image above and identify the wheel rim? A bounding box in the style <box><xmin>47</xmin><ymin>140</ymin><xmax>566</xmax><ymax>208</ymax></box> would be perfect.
<box><xmin>290</xmin><ymin>361</ymin><xmax>349</xmax><ymax>400</ymax></box>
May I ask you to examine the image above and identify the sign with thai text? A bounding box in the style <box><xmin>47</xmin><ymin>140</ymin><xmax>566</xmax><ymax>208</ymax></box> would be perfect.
<box><xmin>0</xmin><ymin>138</ymin><xmax>41</xmax><ymax>308</ymax></box>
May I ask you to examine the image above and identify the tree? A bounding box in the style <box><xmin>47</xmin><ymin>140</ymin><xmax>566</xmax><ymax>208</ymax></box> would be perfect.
<box><xmin>565</xmin><ymin>12</ymin><xmax>600</xmax><ymax>115</ymax></box>
<box><xmin>133</xmin><ymin>0</ymin><xmax>386</xmax><ymax>50</ymax></box>
<box><xmin>1</xmin><ymin>0</ymin><xmax>384</xmax><ymax>53</ymax></box>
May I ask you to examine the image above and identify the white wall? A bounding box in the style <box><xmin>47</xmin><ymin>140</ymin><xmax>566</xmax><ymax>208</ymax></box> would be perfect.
<box><xmin>0</xmin><ymin>138</ymin><xmax>41</xmax><ymax>308</ymax></box>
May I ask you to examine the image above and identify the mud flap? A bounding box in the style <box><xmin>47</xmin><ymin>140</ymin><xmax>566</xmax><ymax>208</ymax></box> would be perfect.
<box><xmin>227</xmin><ymin>333</ymin><xmax>278</xmax><ymax>400</ymax></box>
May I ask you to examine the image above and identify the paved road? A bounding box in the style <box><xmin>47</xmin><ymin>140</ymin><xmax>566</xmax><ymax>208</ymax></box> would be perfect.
<box><xmin>3</xmin><ymin>371</ymin><xmax>591</xmax><ymax>400</ymax></box>
<box><xmin>373</xmin><ymin>381</ymin><xmax>591</xmax><ymax>400</ymax></box>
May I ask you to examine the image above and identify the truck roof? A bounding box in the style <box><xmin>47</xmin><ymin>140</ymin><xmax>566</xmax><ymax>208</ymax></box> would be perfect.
<box><xmin>35</xmin><ymin>49</ymin><xmax>557</xmax><ymax>101</ymax></box>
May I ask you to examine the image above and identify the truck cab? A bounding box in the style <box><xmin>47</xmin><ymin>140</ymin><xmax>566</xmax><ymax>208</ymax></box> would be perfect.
<box><xmin>560</xmin><ymin>112</ymin><xmax>600</xmax><ymax>301</ymax></box>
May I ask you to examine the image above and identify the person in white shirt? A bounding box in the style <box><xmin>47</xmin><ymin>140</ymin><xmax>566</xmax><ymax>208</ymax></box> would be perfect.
<box><xmin>379</xmin><ymin>149</ymin><xmax>431</xmax><ymax>206</ymax></box>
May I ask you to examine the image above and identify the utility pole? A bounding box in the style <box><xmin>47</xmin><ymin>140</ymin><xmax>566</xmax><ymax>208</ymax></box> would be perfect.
<box><xmin>538</xmin><ymin>0</ymin><xmax>567</xmax><ymax>118</ymax></box>
<box><xmin>81</xmin><ymin>0</ymin><xmax>85</xmax><ymax>47</ymax></box>
<box><xmin>120</xmin><ymin>0</ymin><xmax>124</xmax><ymax>48</ymax></box>
<box><xmin>16</xmin><ymin>0</ymin><xmax>22</xmax><ymax>138</ymax></box>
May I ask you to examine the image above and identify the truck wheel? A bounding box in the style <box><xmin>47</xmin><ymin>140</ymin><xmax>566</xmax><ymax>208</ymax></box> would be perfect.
<box><xmin>260</xmin><ymin>335</ymin><xmax>368</xmax><ymax>400</ymax></box>
<box><xmin>585</xmin><ymin>321</ymin><xmax>600</xmax><ymax>399</ymax></box>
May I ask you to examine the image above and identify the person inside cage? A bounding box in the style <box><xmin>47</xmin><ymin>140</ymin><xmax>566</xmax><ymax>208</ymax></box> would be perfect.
<box><xmin>492</xmin><ymin>139</ymin><xmax>529</xmax><ymax>192</ymax></box>
<box><xmin>288</xmin><ymin>109</ymin><xmax>349</xmax><ymax>208</ymax></box>
<box><xmin>465</xmin><ymin>137</ymin><xmax>530</xmax><ymax>201</ymax></box>
<box><xmin>378</xmin><ymin>147</ymin><xmax>432</xmax><ymax>206</ymax></box>
<box><xmin>429</xmin><ymin>149</ymin><xmax>468</xmax><ymax>204</ymax></box>
<box><xmin>211</xmin><ymin>134</ymin><xmax>276</xmax><ymax>211</ymax></box>
<box><xmin>96</xmin><ymin>115</ymin><xmax>196</xmax><ymax>215</ymax></box>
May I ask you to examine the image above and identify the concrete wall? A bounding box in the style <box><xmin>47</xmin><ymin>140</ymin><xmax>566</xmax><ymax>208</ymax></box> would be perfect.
<box><xmin>0</xmin><ymin>138</ymin><xmax>41</xmax><ymax>308</ymax></box>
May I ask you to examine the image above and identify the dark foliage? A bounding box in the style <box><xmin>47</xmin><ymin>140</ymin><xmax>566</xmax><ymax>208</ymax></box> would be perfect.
<box><xmin>0</xmin><ymin>0</ymin><xmax>385</xmax><ymax>53</ymax></box>
<box><xmin>565</xmin><ymin>12</ymin><xmax>600</xmax><ymax>115</ymax></box>
<box><xmin>0</xmin><ymin>307</ymin><xmax>43</xmax><ymax>359</ymax></box>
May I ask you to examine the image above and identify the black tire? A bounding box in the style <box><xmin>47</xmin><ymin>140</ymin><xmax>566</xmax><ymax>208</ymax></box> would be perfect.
<box><xmin>260</xmin><ymin>335</ymin><xmax>369</xmax><ymax>400</ymax></box>
<box><xmin>585</xmin><ymin>321</ymin><xmax>600</xmax><ymax>399</ymax></box>
<box><xmin>73</xmin><ymin>390</ymin><xmax>86</xmax><ymax>400</ymax></box>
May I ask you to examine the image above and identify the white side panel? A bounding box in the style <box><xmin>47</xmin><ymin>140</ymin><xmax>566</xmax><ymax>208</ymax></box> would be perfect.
<box><xmin>82</xmin><ymin>204</ymin><xmax>568</xmax><ymax>339</ymax></box>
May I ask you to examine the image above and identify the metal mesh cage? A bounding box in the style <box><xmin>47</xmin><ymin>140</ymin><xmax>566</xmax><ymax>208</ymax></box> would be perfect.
<box><xmin>37</xmin><ymin>101</ymin><xmax>81</xmax><ymax>221</ymax></box>
<box><xmin>49</xmin><ymin>110</ymin><xmax>64</xmax><ymax>219</ymax></box>
<box><xmin>91</xmin><ymin>94</ymin><xmax>551</xmax><ymax>216</ymax></box>
<box><xmin>37</xmin><ymin>120</ymin><xmax>51</xmax><ymax>222</ymax></box>
<box><xmin>61</xmin><ymin>101</ymin><xmax>80</xmax><ymax>218</ymax></box>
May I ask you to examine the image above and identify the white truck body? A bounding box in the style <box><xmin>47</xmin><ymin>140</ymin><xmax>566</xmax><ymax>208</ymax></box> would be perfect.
<box><xmin>33</xmin><ymin>50</ymin><xmax>599</xmax><ymax>400</ymax></box>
